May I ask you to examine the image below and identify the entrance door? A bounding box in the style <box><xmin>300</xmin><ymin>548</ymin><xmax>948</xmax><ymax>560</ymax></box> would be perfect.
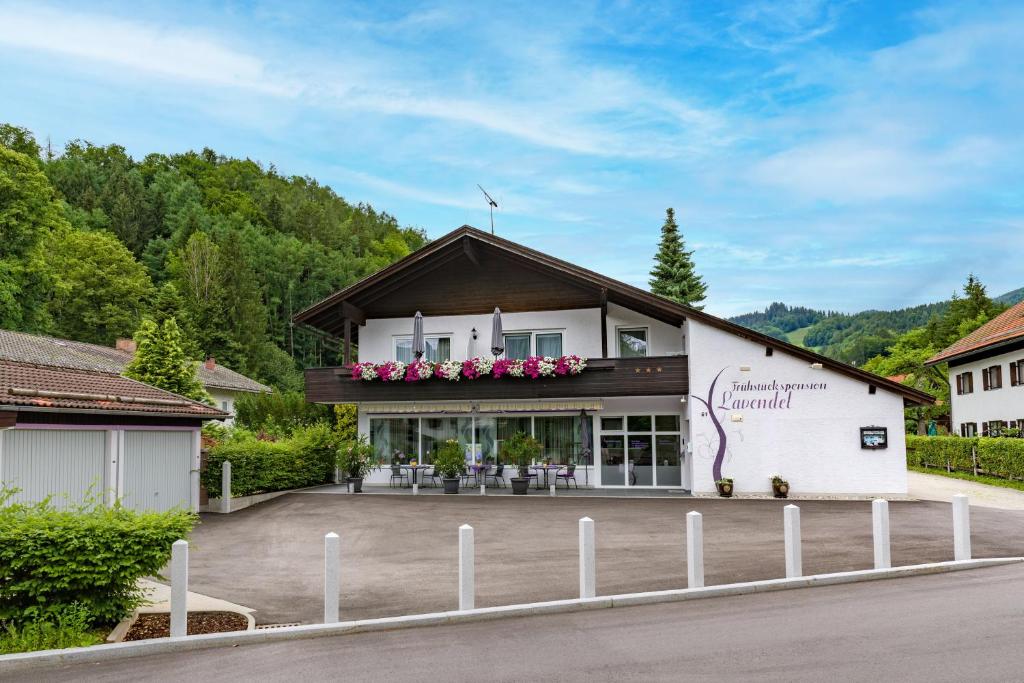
<box><xmin>599</xmin><ymin>414</ymin><xmax>683</xmax><ymax>487</ymax></box>
<box><xmin>600</xmin><ymin>434</ymin><xmax>625</xmax><ymax>485</ymax></box>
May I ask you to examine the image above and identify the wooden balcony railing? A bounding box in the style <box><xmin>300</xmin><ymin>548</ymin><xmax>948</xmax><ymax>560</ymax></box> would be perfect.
<box><xmin>305</xmin><ymin>356</ymin><xmax>688</xmax><ymax>404</ymax></box>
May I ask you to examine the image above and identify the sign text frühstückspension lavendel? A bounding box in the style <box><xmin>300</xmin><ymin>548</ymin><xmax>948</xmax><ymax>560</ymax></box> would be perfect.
<box><xmin>718</xmin><ymin>379</ymin><xmax>828</xmax><ymax>411</ymax></box>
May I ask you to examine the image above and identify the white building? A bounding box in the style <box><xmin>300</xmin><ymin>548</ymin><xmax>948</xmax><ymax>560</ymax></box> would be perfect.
<box><xmin>928</xmin><ymin>300</ymin><xmax>1024</xmax><ymax>437</ymax></box>
<box><xmin>297</xmin><ymin>226</ymin><xmax>931</xmax><ymax>496</ymax></box>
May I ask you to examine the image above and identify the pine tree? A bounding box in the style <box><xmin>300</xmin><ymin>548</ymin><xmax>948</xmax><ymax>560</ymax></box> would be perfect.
<box><xmin>649</xmin><ymin>208</ymin><xmax>707</xmax><ymax>309</ymax></box>
<box><xmin>124</xmin><ymin>318</ymin><xmax>210</xmax><ymax>403</ymax></box>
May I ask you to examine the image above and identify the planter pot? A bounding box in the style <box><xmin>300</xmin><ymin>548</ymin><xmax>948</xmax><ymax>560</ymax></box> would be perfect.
<box><xmin>772</xmin><ymin>482</ymin><xmax>789</xmax><ymax>499</ymax></box>
<box><xmin>510</xmin><ymin>477</ymin><xmax>530</xmax><ymax>495</ymax></box>
<box><xmin>443</xmin><ymin>478</ymin><xmax>460</xmax><ymax>494</ymax></box>
<box><xmin>347</xmin><ymin>477</ymin><xmax>363</xmax><ymax>493</ymax></box>
<box><xmin>716</xmin><ymin>481</ymin><xmax>733</xmax><ymax>498</ymax></box>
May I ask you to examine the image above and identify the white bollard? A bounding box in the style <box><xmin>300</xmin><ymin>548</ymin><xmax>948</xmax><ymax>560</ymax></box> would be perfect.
<box><xmin>872</xmin><ymin>499</ymin><xmax>891</xmax><ymax>569</ymax></box>
<box><xmin>686</xmin><ymin>511</ymin><xmax>704</xmax><ymax>588</ymax></box>
<box><xmin>550</xmin><ymin>483</ymin><xmax>556</xmax><ymax>497</ymax></box>
<box><xmin>953</xmin><ymin>494</ymin><xmax>971</xmax><ymax>561</ymax></box>
<box><xmin>579</xmin><ymin>517</ymin><xmax>596</xmax><ymax>598</ymax></box>
<box><xmin>170</xmin><ymin>540</ymin><xmax>188</xmax><ymax>638</ymax></box>
<box><xmin>324</xmin><ymin>532</ymin><xmax>340</xmax><ymax>623</ymax></box>
<box><xmin>480</xmin><ymin>483</ymin><xmax>486</xmax><ymax>495</ymax></box>
<box><xmin>784</xmin><ymin>504</ymin><xmax>802</xmax><ymax>579</ymax></box>
<box><xmin>412</xmin><ymin>482</ymin><xmax>419</xmax><ymax>495</ymax></box>
<box><xmin>459</xmin><ymin>524</ymin><xmax>474</xmax><ymax>610</ymax></box>
<box><xmin>221</xmin><ymin>460</ymin><xmax>232</xmax><ymax>514</ymax></box>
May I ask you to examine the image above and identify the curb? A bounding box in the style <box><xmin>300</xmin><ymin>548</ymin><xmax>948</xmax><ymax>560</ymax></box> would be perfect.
<box><xmin>2</xmin><ymin>557</ymin><xmax>1020</xmax><ymax>672</ymax></box>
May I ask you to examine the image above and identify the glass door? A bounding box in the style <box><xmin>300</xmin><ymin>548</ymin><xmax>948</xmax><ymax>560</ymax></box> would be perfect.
<box><xmin>600</xmin><ymin>435</ymin><xmax>625</xmax><ymax>485</ymax></box>
<box><xmin>599</xmin><ymin>413</ymin><xmax>683</xmax><ymax>487</ymax></box>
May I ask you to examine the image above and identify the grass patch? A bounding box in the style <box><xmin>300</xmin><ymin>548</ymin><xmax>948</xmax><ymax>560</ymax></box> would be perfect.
<box><xmin>909</xmin><ymin>465</ymin><xmax>1024</xmax><ymax>493</ymax></box>
<box><xmin>0</xmin><ymin>604</ymin><xmax>104</xmax><ymax>654</ymax></box>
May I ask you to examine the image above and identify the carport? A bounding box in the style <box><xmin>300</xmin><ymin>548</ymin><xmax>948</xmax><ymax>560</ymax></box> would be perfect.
<box><xmin>0</xmin><ymin>359</ymin><xmax>226</xmax><ymax>512</ymax></box>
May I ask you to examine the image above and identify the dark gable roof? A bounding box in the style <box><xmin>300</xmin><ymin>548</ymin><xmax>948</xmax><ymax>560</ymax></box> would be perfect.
<box><xmin>927</xmin><ymin>300</ymin><xmax>1024</xmax><ymax>365</ymax></box>
<box><xmin>0</xmin><ymin>360</ymin><xmax>227</xmax><ymax>418</ymax></box>
<box><xmin>0</xmin><ymin>329</ymin><xmax>270</xmax><ymax>394</ymax></box>
<box><xmin>295</xmin><ymin>225</ymin><xmax>934</xmax><ymax>406</ymax></box>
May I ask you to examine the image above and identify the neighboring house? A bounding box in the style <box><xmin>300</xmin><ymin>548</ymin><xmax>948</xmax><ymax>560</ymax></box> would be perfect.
<box><xmin>296</xmin><ymin>226</ymin><xmax>931</xmax><ymax>495</ymax></box>
<box><xmin>0</xmin><ymin>330</ymin><xmax>270</xmax><ymax>425</ymax></box>
<box><xmin>0</xmin><ymin>358</ymin><xmax>226</xmax><ymax>512</ymax></box>
<box><xmin>927</xmin><ymin>301</ymin><xmax>1024</xmax><ymax>437</ymax></box>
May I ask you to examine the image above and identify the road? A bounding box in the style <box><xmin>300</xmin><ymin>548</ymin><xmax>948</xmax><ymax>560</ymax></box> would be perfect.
<box><xmin>11</xmin><ymin>563</ymin><xmax>1024</xmax><ymax>682</ymax></box>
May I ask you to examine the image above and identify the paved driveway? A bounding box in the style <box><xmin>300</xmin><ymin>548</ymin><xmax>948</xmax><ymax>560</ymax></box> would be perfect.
<box><xmin>183</xmin><ymin>492</ymin><xmax>1024</xmax><ymax>624</ymax></box>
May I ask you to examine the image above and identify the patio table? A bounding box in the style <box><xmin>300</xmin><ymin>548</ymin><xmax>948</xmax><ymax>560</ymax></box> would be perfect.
<box><xmin>399</xmin><ymin>464</ymin><xmax>432</xmax><ymax>487</ymax></box>
<box><xmin>470</xmin><ymin>463</ymin><xmax>491</xmax><ymax>485</ymax></box>
<box><xmin>530</xmin><ymin>464</ymin><xmax>563</xmax><ymax>489</ymax></box>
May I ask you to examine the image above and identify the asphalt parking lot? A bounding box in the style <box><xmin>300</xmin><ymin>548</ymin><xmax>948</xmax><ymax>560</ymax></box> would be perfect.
<box><xmin>184</xmin><ymin>491</ymin><xmax>1024</xmax><ymax>624</ymax></box>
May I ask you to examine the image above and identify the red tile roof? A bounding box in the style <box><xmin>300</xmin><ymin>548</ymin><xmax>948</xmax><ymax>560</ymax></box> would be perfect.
<box><xmin>0</xmin><ymin>360</ymin><xmax>227</xmax><ymax>418</ymax></box>
<box><xmin>927</xmin><ymin>300</ymin><xmax>1024</xmax><ymax>364</ymax></box>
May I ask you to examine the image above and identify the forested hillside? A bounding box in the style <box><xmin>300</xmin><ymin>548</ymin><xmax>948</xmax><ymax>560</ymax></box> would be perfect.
<box><xmin>0</xmin><ymin>123</ymin><xmax>425</xmax><ymax>390</ymax></box>
<box><xmin>729</xmin><ymin>291</ymin><xmax>1017</xmax><ymax>367</ymax></box>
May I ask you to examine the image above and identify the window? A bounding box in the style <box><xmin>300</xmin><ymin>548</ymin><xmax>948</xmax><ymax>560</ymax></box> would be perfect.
<box><xmin>535</xmin><ymin>333</ymin><xmax>563</xmax><ymax>357</ymax></box>
<box><xmin>982</xmin><ymin>365</ymin><xmax>1002</xmax><ymax>391</ymax></box>
<box><xmin>983</xmin><ymin>420</ymin><xmax>1006</xmax><ymax>437</ymax></box>
<box><xmin>369</xmin><ymin>418</ymin><xmax>419</xmax><ymax>464</ymax></box>
<box><xmin>618</xmin><ymin>328</ymin><xmax>648</xmax><ymax>357</ymax></box>
<box><xmin>534</xmin><ymin>416</ymin><xmax>581</xmax><ymax>463</ymax></box>
<box><xmin>503</xmin><ymin>331</ymin><xmax>563</xmax><ymax>360</ymax></box>
<box><xmin>395</xmin><ymin>336</ymin><xmax>451</xmax><ymax>363</ymax></box>
<box><xmin>955</xmin><ymin>371</ymin><xmax>974</xmax><ymax>395</ymax></box>
<box><xmin>1011</xmin><ymin>360</ymin><xmax>1024</xmax><ymax>387</ymax></box>
<box><xmin>503</xmin><ymin>334</ymin><xmax>531</xmax><ymax>360</ymax></box>
<box><xmin>960</xmin><ymin>422</ymin><xmax>977</xmax><ymax>437</ymax></box>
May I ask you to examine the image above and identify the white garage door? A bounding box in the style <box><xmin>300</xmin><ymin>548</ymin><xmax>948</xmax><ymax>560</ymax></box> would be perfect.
<box><xmin>1</xmin><ymin>429</ymin><xmax>107</xmax><ymax>508</ymax></box>
<box><xmin>121</xmin><ymin>431</ymin><xmax>192</xmax><ymax>512</ymax></box>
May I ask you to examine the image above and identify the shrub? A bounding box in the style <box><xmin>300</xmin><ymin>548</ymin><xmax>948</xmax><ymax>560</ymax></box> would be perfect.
<box><xmin>0</xmin><ymin>603</ymin><xmax>102</xmax><ymax>654</ymax></box>
<box><xmin>337</xmin><ymin>435</ymin><xmax>379</xmax><ymax>479</ymax></box>
<box><xmin>905</xmin><ymin>435</ymin><xmax>976</xmax><ymax>470</ymax></box>
<box><xmin>0</xmin><ymin>492</ymin><xmax>196</xmax><ymax>625</ymax></box>
<box><xmin>203</xmin><ymin>423</ymin><xmax>339</xmax><ymax>497</ymax></box>
<box><xmin>234</xmin><ymin>391</ymin><xmax>332</xmax><ymax>434</ymax></box>
<box><xmin>908</xmin><ymin>435</ymin><xmax>1024</xmax><ymax>481</ymax></box>
<box><xmin>501</xmin><ymin>431</ymin><xmax>542</xmax><ymax>477</ymax></box>
<box><xmin>433</xmin><ymin>439</ymin><xmax>466</xmax><ymax>479</ymax></box>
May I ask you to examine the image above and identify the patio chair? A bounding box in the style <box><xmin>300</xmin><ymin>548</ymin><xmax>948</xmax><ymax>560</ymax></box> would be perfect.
<box><xmin>422</xmin><ymin>465</ymin><xmax>441</xmax><ymax>487</ymax></box>
<box><xmin>460</xmin><ymin>468</ymin><xmax>475</xmax><ymax>486</ymax></box>
<box><xmin>556</xmin><ymin>464</ymin><xmax>578</xmax><ymax>489</ymax></box>
<box><xmin>389</xmin><ymin>464</ymin><xmax>408</xmax><ymax>488</ymax></box>
<box><xmin>485</xmin><ymin>463</ymin><xmax>505</xmax><ymax>488</ymax></box>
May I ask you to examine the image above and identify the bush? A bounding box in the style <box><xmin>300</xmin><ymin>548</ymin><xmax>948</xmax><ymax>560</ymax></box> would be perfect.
<box><xmin>433</xmin><ymin>439</ymin><xmax>466</xmax><ymax>479</ymax></box>
<box><xmin>203</xmin><ymin>423</ymin><xmax>339</xmax><ymax>497</ymax></box>
<box><xmin>234</xmin><ymin>391</ymin><xmax>332</xmax><ymax>434</ymax></box>
<box><xmin>0</xmin><ymin>603</ymin><xmax>102</xmax><ymax>654</ymax></box>
<box><xmin>337</xmin><ymin>435</ymin><xmax>379</xmax><ymax>479</ymax></box>
<box><xmin>0</xmin><ymin>492</ymin><xmax>196</xmax><ymax>625</ymax></box>
<box><xmin>908</xmin><ymin>435</ymin><xmax>1024</xmax><ymax>480</ymax></box>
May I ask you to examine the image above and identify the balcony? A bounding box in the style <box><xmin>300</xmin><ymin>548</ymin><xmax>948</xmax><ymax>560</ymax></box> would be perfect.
<box><xmin>305</xmin><ymin>356</ymin><xmax>689</xmax><ymax>404</ymax></box>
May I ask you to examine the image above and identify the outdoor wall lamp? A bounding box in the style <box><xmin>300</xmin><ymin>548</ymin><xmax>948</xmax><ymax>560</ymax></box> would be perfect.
<box><xmin>471</xmin><ymin>327</ymin><xmax>478</xmax><ymax>340</ymax></box>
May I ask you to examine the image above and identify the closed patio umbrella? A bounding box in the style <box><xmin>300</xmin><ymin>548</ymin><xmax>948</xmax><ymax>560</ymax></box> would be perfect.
<box><xmin>412</xmin><ymin>311</ymin><xmax>425</xmax><ymax>359</ymax></box>
<box><xmin>490</xmin><ymin>307</ymin><xmax>504</xmax><ymax>357</ymax></box>
<box><xmin>579</xmin><ymin>410</ymin><xmax>592</xmax><ymax>486</ymax></box>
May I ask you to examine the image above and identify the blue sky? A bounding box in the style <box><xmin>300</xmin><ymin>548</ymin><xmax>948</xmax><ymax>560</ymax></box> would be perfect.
<box><xmin>1</xmin><ymin>1</ymin><xmax>1022</xmax><ymax>317</ymax></box>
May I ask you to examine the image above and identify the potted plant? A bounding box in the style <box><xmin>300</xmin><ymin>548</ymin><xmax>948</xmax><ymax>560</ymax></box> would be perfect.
<box><xmin>337</xmin><ymin>435</ymin><xmax>378</xmax><ymax>493</ymax></box>
<box><xmin>502</xmin><ymin>431</ymin><xmax>542</xmax><ymax>495</ymax></box>
<box><xmin>715</xmin><ymin>477</ymin><xmax>734</xmax><ymax>498</ymax></box>
<box><xmin>433</xmin><ymin>439</ymin><xmax>466</xmax><ymax>494</ymax></box>
<box><xmin>771</xmin><ymin>475</ymin><xmax>789</xmax><ymax>499</ymax></box>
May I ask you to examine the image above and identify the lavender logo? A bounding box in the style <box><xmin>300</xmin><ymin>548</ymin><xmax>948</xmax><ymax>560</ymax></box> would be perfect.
<box><xmin>693</xmin><ymin>367</ymin><xmax>728</xmax><ymax>482</ymax></box>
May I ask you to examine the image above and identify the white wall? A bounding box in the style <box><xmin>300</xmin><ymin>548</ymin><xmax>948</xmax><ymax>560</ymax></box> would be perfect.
<box><xmin>358</xmin><ymin>307</ymin><xmax>684</xmax><ymax>363</ymax></box>
<box><xmin>209</xmin><ymin>388</ymin><xmax>244</xmax><ymax>426</ymax></box>
<box><xmin>947</xmin><ymin>349</ymin><xmax>1024</xmax><ymax>433</ymax></box>
<box><xmin>686</xmin><ymin>319</ymin><xmax>908</xmax><ymax>495</ymax></box>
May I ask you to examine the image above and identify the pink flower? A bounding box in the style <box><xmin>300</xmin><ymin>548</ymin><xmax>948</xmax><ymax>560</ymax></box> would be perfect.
<box><xmin>462</xmin><ymin>359</ymin><xmax>480</xmax><ymax>379</ymax></box>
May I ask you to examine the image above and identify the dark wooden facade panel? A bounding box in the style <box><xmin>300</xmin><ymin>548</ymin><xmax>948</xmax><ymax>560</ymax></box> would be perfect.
<box><xmin>306</xmin><ymin>356</ymin><xmax>688</xmax><ymax>404</ymax></box>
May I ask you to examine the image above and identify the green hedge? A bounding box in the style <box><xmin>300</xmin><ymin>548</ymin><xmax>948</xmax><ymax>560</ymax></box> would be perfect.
<box><xmin>203</xmin><ymin>423</ymin><xmax>339</xmax><ymax>497</ymax></box>
<box><xmin>0</xmin><ymin>493</ymin><xmax>195</xmax><ymax>625</ymax></box>
<box><xmin>907</xmin><ymin>435</ymin><xmax>1024</xmax><ymax>480</ymax></box>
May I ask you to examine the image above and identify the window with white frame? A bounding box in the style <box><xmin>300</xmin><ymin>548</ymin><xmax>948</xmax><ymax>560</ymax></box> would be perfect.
<box><xmin>394</xmin><ymin>335</ymin><xmax>451</xmax><ymax>363</ymax></box>
<box><xmin>960</xmin><ymin>422</ymin><xmax>977</xmax><ymax>437</ymax></box>
<box><xmin>502</xmin><ymin>331</ymin><xmax>564</xmax><ymax>360</ymax></box>
<box><xmin>617</xmin><ymin>327</ymin><xmax>649</xmax><ymax>357</ymax></box>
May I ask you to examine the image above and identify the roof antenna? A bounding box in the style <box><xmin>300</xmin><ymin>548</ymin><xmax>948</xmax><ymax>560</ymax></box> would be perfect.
<box><xmin>478</xmin><ymin>185</ymin><xmax>498</xmax><ymax>234</ymax></box>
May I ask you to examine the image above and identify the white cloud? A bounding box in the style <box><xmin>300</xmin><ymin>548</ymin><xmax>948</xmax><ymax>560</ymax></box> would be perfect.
<box><xmin>0</xmin><ymin>4</ymin><xmax>297</xmax><ymax>96</ymax></box>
